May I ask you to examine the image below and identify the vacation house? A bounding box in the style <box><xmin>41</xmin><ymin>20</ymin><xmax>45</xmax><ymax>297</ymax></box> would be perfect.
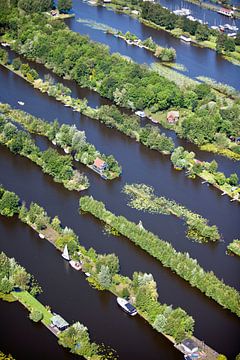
<box><xmin>167</xmin><ymin>111</ymin><xmax>179</xmax><ymax>124</ymax></box>
<box><xmin>181</xmin><ymin>339</ymin><xmax>199</xmax><ymax>355</ymax></box>
<box><xmin>51</xmin><ymin>314</ymin><xmax>69</xmax><ymax>331</ymax></box>
<box><xmin>93</xmin><ymin>157</ymin><xmax>108</xmax><ymax>172</ymax></box>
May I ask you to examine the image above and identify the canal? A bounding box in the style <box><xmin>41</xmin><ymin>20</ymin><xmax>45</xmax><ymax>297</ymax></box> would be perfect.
<box><xmin>65</xmin><ymin>0</ymin><xmax>240</xmax><ymax>89</ymax></box>
<box><xmin>1</xmin><ymin>1</ymin><xmax>240</xmax><ymax>357</ymax></box>
<box><xmin>0</xmin><ymin>60</ymin><xmax>240</xmax><ymax>359</ymax></box>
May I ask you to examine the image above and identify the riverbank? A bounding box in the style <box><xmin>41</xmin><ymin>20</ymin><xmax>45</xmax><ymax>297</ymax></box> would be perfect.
<box><xmin>0</xmin><ymin>111</ymin><xmax>89</xmax><ymax>191</ymax></box>
<box><xmin>0</xmin><ymin>102</ymin><xmax>122</xmax><ymax>180</ymax></box>
<box><xmin>1</xmin><ymin>17</ymin><xmax>240</xmax><ymax>161</ymax></box>
<box><xmin>0</xmin><ymin>185</ymin><xmax>204</xmax><ymax>351</ymax></box>
<box><xmin>2</xmin><ymin>60</ymin><xmax>239</xmax><ymax>203</ymax></box>
<box><xmin>227</xmin><ymin>239</ymin><xmax>240</xmax><ymax>256</ymax></box>
<box><xmin>95</xmin><ymin>0</ymin><xmax>240</xmax><ymax>66</ymax></box>
<box><xmin>0</xmin><ymin>251</ymin><xmax>116</xmax><ymax>360</ymax></box>
<box><xmin>79</xmin><ymin>195</ymin><xmax>240</xmax><ymax>318</ymax></box>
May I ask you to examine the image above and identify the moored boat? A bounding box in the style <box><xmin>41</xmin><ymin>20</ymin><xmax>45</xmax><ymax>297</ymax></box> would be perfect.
<box><xmin>17</xmin><ymin>101</ymin><xmax>25</xmax><ymax>106</ymax></box>
<box><xmin>69</xmin><ymin>260</ymin><xmax>82</xmax><ymax>270</ymax></box>
<box><xmin>117</xmin><ymin>297</ymin><xmax>137</xmax><ymax>316</ymax></box>
<box><xmin>62</xmin><ymin>244</ymin><xmax>70</xmax><ymax>261</ymax></box>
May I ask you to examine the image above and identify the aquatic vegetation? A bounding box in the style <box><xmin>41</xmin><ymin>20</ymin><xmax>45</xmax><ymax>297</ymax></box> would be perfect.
<box><xmin>79</xmin><ymin>195</ymin><xmax>240</xmax><ymax>317</ymax></box>
<box><xmin>227</xmin><ymin>239</ymin><xmax>240</xmax><ymax>257</ymax></box>
<box><xmin>123</xmin><ymin>183</ymin><xmax>220</xmax><ymax>243</ymax></box>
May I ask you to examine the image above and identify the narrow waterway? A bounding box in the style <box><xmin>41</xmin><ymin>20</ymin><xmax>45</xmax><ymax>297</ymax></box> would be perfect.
<box><xmin>0</xmin><ymin>60</ymin><xmax>240</xmax><ymax>358</ymax></box>
<box><xmin>67</xmin><ymin>0</ymin><xmax>240</xmax><ymax>89</ymax></box>
<box><xmin>2</xmin><ymin>51</ymin><xmax>240</xmax><ymax>177</ymax></box>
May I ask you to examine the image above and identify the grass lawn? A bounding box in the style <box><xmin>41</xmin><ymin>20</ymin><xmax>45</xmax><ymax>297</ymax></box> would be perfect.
<box><xmin>12</xmin><ymin>291</ymin><xmax>52</xmax><ymax>326</ymax></box>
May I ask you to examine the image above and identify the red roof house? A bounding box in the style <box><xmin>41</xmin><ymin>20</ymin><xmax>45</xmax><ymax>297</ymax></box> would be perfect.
<box><xmin>93</xmin><ymin>157</ymin><xmax>108</xmax><ymax>171</ymax></box>
<box><xmin>167</xmin><ymin>111</ymin><xmax>179</xmax><ymax>124</ymax></box>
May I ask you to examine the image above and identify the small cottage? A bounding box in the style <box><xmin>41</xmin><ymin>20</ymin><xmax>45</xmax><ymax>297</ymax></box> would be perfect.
<box><xmin>181</xmin><ymin>339</ymin><xmax>198</xmax><ymax>354</ymax></box>
<box><xmin>167</xmin><ymin>111</ymin><xmax>179</xmax><ymax>124</ymax></box>
<box><xmin>93</xmin><ymin>157</ymin><xmax>108</xmax><ymax>172</ymax></box>
<box><xmin>51</xmin><ymin>314</ymin><xmax>69</xmax><ymax>331</ymax></box>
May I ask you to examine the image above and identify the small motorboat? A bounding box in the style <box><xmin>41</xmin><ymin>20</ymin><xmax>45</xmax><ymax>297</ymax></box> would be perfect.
<box><xmin>117</xmin><ymin>297</ymin><xmax>138</xmax><ymax>316</ymax></box>
<box><xmin>17</xmin><ymin>101</ymin><xmax>25</xmax><ymax>106</ymax></box>
<box><xmin>69</xmin><ymin>260</ymin><xmax>82</xmax><ymax>270</ymax></box>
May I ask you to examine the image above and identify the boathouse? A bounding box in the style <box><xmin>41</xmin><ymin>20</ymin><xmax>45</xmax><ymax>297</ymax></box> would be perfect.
<box><xmin>93</xmin><ymin>157</ymin><xmax>108</xmax><ymax>172</ymax></box>
<box><xmin>51</xmin><ymin>314</ymin><xmax>69</xmax><ymax>331</ymax></box>
<box><xmin>181</xmin><ymin>339</ymin><xmax>198</xmax><ymax>354</ymax></box>
<box><xmin>167</xmin><ymin>111</ymin><xmax>179</xmax><ymax>124</ymax></box>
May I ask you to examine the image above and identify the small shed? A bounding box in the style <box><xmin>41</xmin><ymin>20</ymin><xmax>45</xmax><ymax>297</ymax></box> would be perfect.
<box><xmin>93</xmin><ymin>157</ymin><xmax>108</xmax><ymax>171</ymax></box>
<box><xmin>167</xmin><ymin>111</ymin><xmax>179</xmax><ymax>124</ymax></box>
<box><xmin>51</xmin><ymin>314</ymin><xmax>69</xmax><ymax>331</ymax></box>
<box><xmin>181</xmin><ymin>339</ymin><xmax>198</xmax><ymax>354</ymax></box>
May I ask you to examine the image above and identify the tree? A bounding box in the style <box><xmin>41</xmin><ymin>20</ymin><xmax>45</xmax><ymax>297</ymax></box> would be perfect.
<box><xmin>224</xmin><ymin>37</ymin><xmax>235</xmax><ymax>52</ymax></box>
<box><xmin>195</xmin><ymin>24</ymin><xmax>209</xmax><ymax>41</ymax></box>
<box><xmin>12</xmin><ymin>57</ymin><xmax>22</xmax><ymax>70</ymax></box>
<box><xmin>0</xmin><ymin>48</ymin><xmax>8</xmax><ymax>65</ymax></box>
<box><xmin>228</xmin><ymin>173</ymin><xmax>239</xmax><ymax>186</ymax></box>
<box><xmin>97</xmin><ymin>265</ymin><xmax>112</xmax><ymax>289</ymax></box>
<box><xmin>58</xmin><ymin>0</ymin><xmax>72</xmax><ymax>13</ymax></box>
<box><xmin>208</xmin><ymin>160</ymin><xmax>218</xmax><ymax>173</ymax></box>
<box><xmin>29</xmin><ymin>309</ymin><xmax>43</xmax><ymax>322</ymax></box>
<box><xmin>0</xmin><ymin>191</ymin><xmax>20</xmax><ymax>217</ymax></box>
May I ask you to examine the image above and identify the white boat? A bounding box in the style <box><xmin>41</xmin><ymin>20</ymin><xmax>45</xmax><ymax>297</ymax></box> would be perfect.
<box><xmin>173</xmin><ymin>8</ymin><xmax>191</xmax><ymax>16</ymax></box>
<box><xmin>117</xmin><ymin>297</ymin><xmax>137</xmax><ymax>316</ymax></box>
<box><xmin>135</xmin><ymin>110</ymin><xmax>146</xmax><ymax>117</ymax></box>
<box><xmin>62</xmin><ymin>244</ymin><xmax>70</xmax><ymax>261</ymax></box>
<box><xmin>180</xmin><ymin>35</ymin><xmax>191</xmax><ymax>42</ymax></box>
<box><xmin>69</xmin><ymin>260</ymin><xmax>82</xmax><ymax>270</ymax></box>
<box><xmin>39</xmin><ymin>233</ymin><xmax>45</xmax><ymax>239</ymax></box>
<box><xmin>17</xmin><ymin>101</ymin><xmax>25</xmax><ymax>106</ymax></box>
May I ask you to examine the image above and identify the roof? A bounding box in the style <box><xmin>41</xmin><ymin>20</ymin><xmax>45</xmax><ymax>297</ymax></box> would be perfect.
<box><xmin>51</xmin><ymin>314</ymin><xmax>69</xmax><ymax>329</ymax></box>
<box><xmin>220</xmin><ymin>7</ymin><xmax>232</xmax><ymax>12</ymax></box>
<box><xmin>94</xmin><ymin>157</ymin><xmax>106</xmax><ymax>168</ymax></box>
<box><xmin>167</xmin><ymin>111</ymin><xmax>179</xmax><ymax>118</ymax></box>
<box><xmin>182</xmin><ymin>339</ymin><xmax>198</xmax><ymax>351</ymax></box>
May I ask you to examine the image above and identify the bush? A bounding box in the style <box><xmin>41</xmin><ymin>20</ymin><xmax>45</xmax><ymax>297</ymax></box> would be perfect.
<box><xmin>29</xmin><ymin>309</ymin><xmax>43</xmax><ymax>322</ymax></box>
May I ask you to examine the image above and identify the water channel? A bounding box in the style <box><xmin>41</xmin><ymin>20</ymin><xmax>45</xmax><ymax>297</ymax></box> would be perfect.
<box><xmin>0</xmin><ymin>2</ymin><xmax>240</xmax><ymax>359</ymax></box>
<box><xmin>66</xmin><ymin>0</ymin><xmax>240</xmax><ymax>89</ymax></box>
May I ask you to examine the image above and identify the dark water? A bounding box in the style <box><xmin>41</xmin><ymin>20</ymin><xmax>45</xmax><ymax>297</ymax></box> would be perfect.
<box><xmin>2</xmin><ymin>51</ymin><xmax>240</xmax><ymax>177</ymax></box>
<box><xmin>0</xmin><ymin>58</ymin><xmax>240</xmax><ymax>359</ymax></box>
<box><xmin>67</xmin><ymin>0</ymin><xmax>240</xmax><ymax>89</ymax></box>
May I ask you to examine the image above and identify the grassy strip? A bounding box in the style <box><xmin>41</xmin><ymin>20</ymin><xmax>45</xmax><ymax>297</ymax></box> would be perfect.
<box><xmin>12</xmin><ymin>291</ymin><xmax>52</xmax><ymax>326</ymax></box>
<box><xmin>79</xmin><ymin>195</ymin><xmax>240</xmax><ymax>317</ymax></box>
<box><xmin>227</xmin><ymin>239</ymin><xmax>240</xmax><ymax>257</ymax></box>
<box><xmin>123</xmin><ymin>183</ymin><xmax>220</xmax><ymax>243</ymax></box>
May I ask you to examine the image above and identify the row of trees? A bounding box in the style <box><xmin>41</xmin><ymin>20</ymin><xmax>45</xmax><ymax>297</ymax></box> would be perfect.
<box><xmin>0</xmin><ymin>114</ymin><xmax>89</xmax><ymax>191</ymax></box>
<box><xmin>123</xmin><ymin>183</ymin><xmax>220</xmax><ymax>243</ymax></box>
<box><xmin>79</xmin><ymin>195</ymin><xmax>240</xmax><ymax>317</ymax></box>
<box><xmin>1</xmin><ymin>184</ymin><xmax>194</xmax><ymax>343</ymax></box>
<box><xmin>2</xmin><ymin>11</ymin><xmax>238</xmax><ymax>154</ymax></box>
<box><xmin>0</xmin><ymin>250</ymin><xmax>41</xmax><ymax>296</ymax></box>
<box><xmin>2</xmin><ymin>103</ymin><xmax>122</xmax><ymax>178</ymax></box>
<box><xmin>1</xmin><ymin>0</ymin><xmax>73</xmax><ymax>14</ymax></box>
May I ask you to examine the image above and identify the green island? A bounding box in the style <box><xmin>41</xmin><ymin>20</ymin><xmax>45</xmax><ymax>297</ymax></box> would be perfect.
<box><xmin>123</xmin><ymin>183</ymin><xmax>220</xmax><ymax>243</ymax></box>
<box><xmin>1</xmin><ymin>9</ymin><xmax>240</xmax><ymax>161</ymax></box>
<box><xmin>94</xmin><ymin>0</ymin><xmax>240</xmax><ymax>65</ymax></box>
<box><xmin>1</xmin><ymin>52</ymin><xmax>239</xmax><ymax>201</ymax></box>
<box><xmin>0</xmin><ymin>251</ymin><xmax>117</xmax><ymax>360</ymax></box>
<box><xmin>0</xmin><ymin>112</ymin><xmax>89</xmax><ymax>191</ymax></box>
<box><xmin>227</xmin><ymin>239</ymin><xmax>240</xmax><ymax>257</ymax></box>
<box><xmin>79</xmin><ymin>195</ymin><xmax>240</xmax><ymax>317</ymax></box>
<box><xmin>0</xmin><ymin>184</ymin><xmax>197</xmax><ymax>345</ymax></box>
<box><xmin>0</xmin><ymin>103</ymin><xmax>122</xmax><ymax>180</ymax></box>
<box><xmin>76</xmin><ymin>18</ymin><xmax>176</xmax><ymax>62</ymax></box>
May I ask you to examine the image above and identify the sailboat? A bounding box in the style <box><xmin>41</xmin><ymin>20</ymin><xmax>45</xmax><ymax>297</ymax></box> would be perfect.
<box><xmin>62</xmin><ymin>244</ymin><xmax>70</xmax><ymax>261</ymax></box>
